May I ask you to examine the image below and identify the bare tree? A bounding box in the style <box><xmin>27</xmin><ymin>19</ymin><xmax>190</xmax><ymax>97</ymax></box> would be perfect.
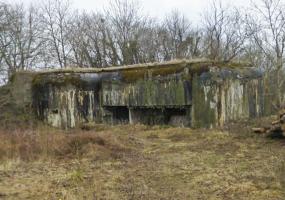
<box><xmin>67</xmin><ymin>12</ymin><xmax>96</xmax><ymax>68</ymax></box>
<box><xmin>105</xmin><ymin>0</ymin><xmax>146</xmax><ymax>65</ymax></box>
<box><xmin>0</xmin><ymin>3</ymin><xmax>43</xmax><ymax>80</ymax></box>
<box><xmin>135</xmin><ymin>19</ymin><xmax>162</xmax><ymax>62</ymax></box>
<box><xmin>247</xmin><ymin>0</ymin><xmax>285</xmax><ymax>70</ymax></box>
<box><xmin>247</xmin><ymin>0</ymin><xmax>285</xmax><ymax>108</ymax></box>
<box><xmin>67</xmin><ymin>11</ymin><xmax>123</xmax><ymax>68</ymax></box>
<box><xmin>161</xmin><ymin>10</ymin><xmax>201</xmax><ymax>60</ymax></box>
<box><xmin>40</xmin><ymin>0</ymin><xmax>71</xmax><ymax>68</ymax></box>
<box><xmin>202</xmin><ymin>1</ymin><xmax>249</xmax><ymax>61</ymax></box>
<box><xmin>1</xmin><ymin>0</ymin><xmax>284</xmax><ymax>86</ymax></box>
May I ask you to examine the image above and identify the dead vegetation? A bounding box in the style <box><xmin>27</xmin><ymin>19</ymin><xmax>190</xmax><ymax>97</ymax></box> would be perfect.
<box><xmin>0</xmin><ymin>123</ymin><xmax>285</xmax><ymax>199</ymax></box>
<box><xmin>253</xmin><ymin>110</ymin><xmax>285</xmax><ymax>138</ymax></box>
<box><xmin>0</xmin><ymin>126</ymin><xmax>128</xmax><ymax>161</ymax></box>
<box><xmin>0</xmin><ymin>84</ymin><xmax>36</xmax><ymax>129</ymax></box>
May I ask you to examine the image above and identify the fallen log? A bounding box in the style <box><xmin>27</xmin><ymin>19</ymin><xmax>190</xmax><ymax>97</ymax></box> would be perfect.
<box><xmin>270</xmin><ymin>124</ymin><xmax>282</xmax><ymax>132</ymax></box>
<box><xmin>253</xmin><ymin>109</ymin><xmax>285</xmax><ymax>136</ymax></box>
<box><xmin>272</xmin><ymin>120</ymin><xmax>280</xmax><ymax>125</ymax></box>
<box><xmin>280</xmin><ymin>115</ymin><xmax>285</xmax><ymax>123</ymax></box>
<box><xmin>279</xmin><ymin>109</ymin><xmax>285</xmax><ymax>118</ymax></box>
<box><xmin>252</xmin><ymin>127</ymin><xmax>267</xmax><ymax>134</ymax></box>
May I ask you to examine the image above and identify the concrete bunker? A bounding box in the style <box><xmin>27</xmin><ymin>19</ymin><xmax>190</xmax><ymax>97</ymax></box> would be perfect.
<box><xmin>9</xmin><ymin>59</ymin><xmax>268</xmax><ymax>129</ymax></box>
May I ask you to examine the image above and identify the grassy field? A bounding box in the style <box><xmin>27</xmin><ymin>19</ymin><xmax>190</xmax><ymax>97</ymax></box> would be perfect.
<box><xmin>0</xmin><ymin>121</ymin><xmax>285</xmax><ymax>200</ymax></box>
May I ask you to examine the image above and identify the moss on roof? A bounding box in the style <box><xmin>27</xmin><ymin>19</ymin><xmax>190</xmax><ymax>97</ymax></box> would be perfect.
<box><xmin>18</xmin><ymin>59</ymin><xmax>252</xmax><ymax>75</ymax></box>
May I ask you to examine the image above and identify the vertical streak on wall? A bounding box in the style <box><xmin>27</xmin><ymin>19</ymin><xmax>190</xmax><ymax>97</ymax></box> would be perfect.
<box><xmin>219</xmin><ymin>85</ymin><xmax>226</xmax><ymax>127</ymax></box>
<box><xmin>102</xmin><ymin>78</ymin><xmax>189</xmax><ymax>107</ymax></box>
<box><xmin>68</xmin><ymin>90</ymin><xmax>76</xmax><ymax>128</ymax></box>
<box><xmin>191</xmin><ymin>70</ymin><xmax>263</xmax><ymax>128</ymax></box>
<box><xmin>44</xmin><ymin>85</ymin><xmax>97</xmax><ymax>128</ymax></box>
<box><xmin>89</xmin><ymin>92</ymin><xmax>95</xmax><ymax>122</ymax></box>
<box><xmin>256</xmin><ymin>81</ymin><xmax>260</xmax><ymax>116</ymax></box>
<box><xmin>224</xmin><ymin>80</ymin><xmax>248</xmax><ymax>121</ymax></box>
<box><xmin>191</xmin><ymin>74</ymin><xmax>218</xmax><ymax>128</ymax></box>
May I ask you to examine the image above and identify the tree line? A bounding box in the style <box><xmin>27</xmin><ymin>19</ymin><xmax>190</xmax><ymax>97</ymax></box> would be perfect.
<box><xmin>0</xmin><ymin>0</ymin><xmax>285</xmax><ymax>83</ymax></box>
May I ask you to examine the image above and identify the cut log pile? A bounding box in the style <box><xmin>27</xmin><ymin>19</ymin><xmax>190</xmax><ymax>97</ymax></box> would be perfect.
<box><xmin>252</xmin><ymin>110</ymin><xmax>285</xmax><ymax>136</ymax></box>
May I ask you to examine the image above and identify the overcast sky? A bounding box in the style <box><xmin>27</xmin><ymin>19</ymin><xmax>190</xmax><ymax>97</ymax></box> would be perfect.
<box><xmin>7</xmin><ymin>0</ymin><xmax>252</xmax><ymax>23</ymax></box>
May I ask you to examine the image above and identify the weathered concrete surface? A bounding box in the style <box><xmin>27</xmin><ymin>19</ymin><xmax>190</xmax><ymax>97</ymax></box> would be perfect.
<box><xmin>11</xmin><ymin>59</ymin><xmax>267</xmax><ymax>128</ymax></box>
<box><xmin>33</xmin><ymin>82</ymin><xmax>98</xmax><ymax>129</ymax></box>
<box><xmin>10</xmin><ymin>72</ymin><xmax>36</xmax><ymax>109</ymax></box>
<box><xmin>0</xmin><ymin>72</ymin><xmax>38</xmax><ymax>127</ymax></box>
<box><xmin>102</xmin><ymin>78</ymin><xmax>191</xmax><ymax>107</ymax></box>
<box><xmin>45</xmin><ymin>87</ymin><xmax>95</xmax><ymax>129</ymax></box>
<box><xmin>191</xmin><ymin>68</ymin><xmax>263</xmax><ymax>128</ymax></box>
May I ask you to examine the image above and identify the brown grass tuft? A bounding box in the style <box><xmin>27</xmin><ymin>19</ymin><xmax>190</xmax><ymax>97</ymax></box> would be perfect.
<box><xmin>0</xmin><ymin>127</ymin><xmax>127</xmax><ymax>161</ymax></box>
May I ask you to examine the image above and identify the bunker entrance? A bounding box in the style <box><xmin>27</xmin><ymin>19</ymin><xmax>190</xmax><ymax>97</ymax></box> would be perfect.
<box><xmin>129</xmin><ymin>107</ymin><xmax>190</xmax><ymax>126</ymax></box>
<box><xmin>105</xmin><ymin>106</ymin><xmax>129</xmax><ymax>124</ymax></box>
<box><xmin>165</xmin><ymin>108</ymin><xmax>189</xmax><ymax>126</ymax></box>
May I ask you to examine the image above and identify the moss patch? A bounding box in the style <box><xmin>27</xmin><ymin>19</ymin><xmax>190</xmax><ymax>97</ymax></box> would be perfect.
<box><xmin>191</xmin><ymin>74</ymin><xmax>217</xmax><ymax>128</ymax></box>
<box><xmin>32</xmin><ymin>74</ymin><xmax>88</xmax><ymax>89</ymax></box>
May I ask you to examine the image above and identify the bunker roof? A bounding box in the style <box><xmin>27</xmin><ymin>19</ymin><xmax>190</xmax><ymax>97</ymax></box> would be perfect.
<box><xmin>24</xmin><ymin>59</ymin><xmax>252</xmax><ymax>75</ymax></box>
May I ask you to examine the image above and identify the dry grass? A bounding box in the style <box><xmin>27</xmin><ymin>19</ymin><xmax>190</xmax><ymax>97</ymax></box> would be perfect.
<box><xmin>0</xmin><ymin>125</ymin><xmax>128</xmax><ymax>161</ymax></box>
<box><xmin>0</xmin><ymin>123</ymin><xmax>285</xmax><ymax>199</ymax></box>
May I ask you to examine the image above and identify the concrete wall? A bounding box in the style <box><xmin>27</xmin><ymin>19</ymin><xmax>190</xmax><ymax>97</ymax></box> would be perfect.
<box><xmin>191</xmin><ymin>68</ymin><xmax>263</xmax><ymax>128</ymax></box>
<box><xmin>102</xmin><ymin>77</ymin><xmax>191</xmax><ymax>107</ymax></box>
<box><xmin>34</xmin><ymin>84</ymin><xmax>97</xmax><ymax>129</ymax></box>
<box><xmin>30</xmin><ymin>63</ymin><xmax>265</xmax><ymax>129</ymax></box>
<box><xmin>10</xmin><ymin>72</ymin><xmax>35</xmax><ymax>109</ymax></box>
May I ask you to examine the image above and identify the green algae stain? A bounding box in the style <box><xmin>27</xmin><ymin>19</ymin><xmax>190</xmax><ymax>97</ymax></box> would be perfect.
<box><xmin>102</xmin><ymin>77</ymin><xmax>189</xmax><ymax>107</ymax></box>
<box><xmin>191</xmin><ymin>74</ymin><xmax>217</xmax><ymax>128</ymax></box>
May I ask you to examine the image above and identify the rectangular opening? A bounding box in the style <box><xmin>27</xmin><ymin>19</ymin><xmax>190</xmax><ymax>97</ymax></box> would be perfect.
<box><xmin>164</xmin><ymin>108</ymin><xmax>189</xmax><ymax>127</ymax></box>
<box><xmin>105</xmin><ymin>106</ymin><xmax>129</xmax><ymax>124</ymax></box>
<box><xmin>130</xmin><ymin>108</ymin><xmax>165</xmax><ymax>125</ymax></box>
<box><xmin>129</xmin><ymin>106</ymin><xmax>190</xmax><ymax>126</ymax></box>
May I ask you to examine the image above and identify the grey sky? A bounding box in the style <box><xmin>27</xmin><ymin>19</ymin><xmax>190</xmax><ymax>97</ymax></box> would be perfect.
<box><xmin>8</xmin><ymin>0</ymin><xmax>251</xmax><ymax>22</ymax></box>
